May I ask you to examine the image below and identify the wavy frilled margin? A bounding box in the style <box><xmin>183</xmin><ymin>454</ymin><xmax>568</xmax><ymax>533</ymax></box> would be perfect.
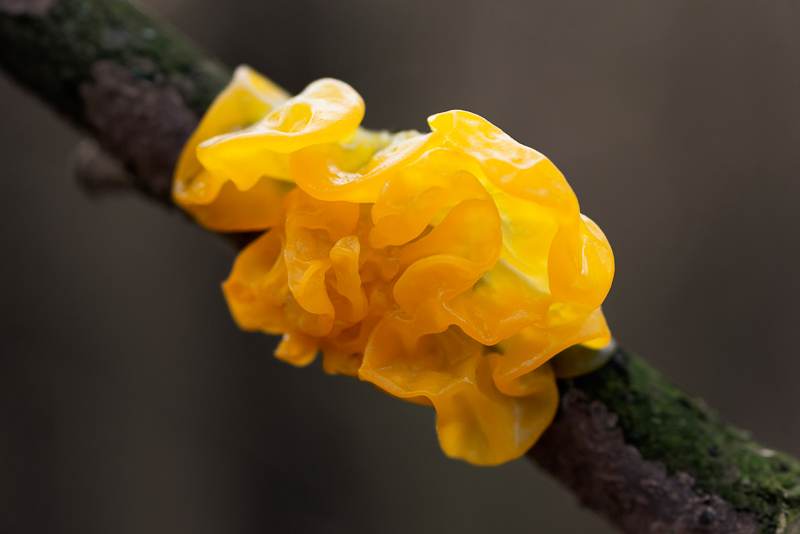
<box><xmin>1</xmin><ymin>1</ymin><xmax>799</xmax><ymax>532</ymax></box>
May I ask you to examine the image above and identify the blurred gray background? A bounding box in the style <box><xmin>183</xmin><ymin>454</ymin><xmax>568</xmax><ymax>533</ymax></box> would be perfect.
<box><xmin>2</xmin><ymin>1</ymin><xmax>800</xmax><ymax>532</ymax></box>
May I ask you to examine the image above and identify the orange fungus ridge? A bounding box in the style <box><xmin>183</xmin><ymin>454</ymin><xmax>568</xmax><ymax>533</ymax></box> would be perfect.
<box><xmin>173</xmin><ymin>66</ymin><xmax>615</xmax><ymax>465</ymax></box>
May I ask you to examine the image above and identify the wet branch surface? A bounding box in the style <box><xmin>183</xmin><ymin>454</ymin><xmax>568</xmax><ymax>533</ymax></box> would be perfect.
<box><xmin>2</xmin><ymin>1</ymin><xmax>799</xmax><ymax>532</ymax></box>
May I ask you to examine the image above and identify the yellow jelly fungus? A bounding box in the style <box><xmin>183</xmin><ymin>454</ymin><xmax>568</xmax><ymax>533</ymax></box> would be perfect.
<box><xmin>173</xmin><ymin>66</ymin><xmax>615</xmax><ymax>466</ymax></box>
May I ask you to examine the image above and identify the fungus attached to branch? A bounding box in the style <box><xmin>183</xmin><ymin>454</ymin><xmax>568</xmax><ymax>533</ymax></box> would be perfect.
<box><xmin>173</xmin><ymin>66</ymin><xmax>615</xmax><ymax>466</ymax></box>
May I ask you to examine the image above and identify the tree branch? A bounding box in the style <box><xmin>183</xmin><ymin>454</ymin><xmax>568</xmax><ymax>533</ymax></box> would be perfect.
<box><xmin>2</xmin><ymin>1</ymin><xmax>799</xmax><ymax>532</ymax></box>
<box><xmin>530</xmin><ymin>348</ymin><xmax>800</xmax><ymax>533</ymax></box>
<box><xmin>0</xmin><ymin>0</ymin><xmax>230</xmax><ymax>202</ymax></box>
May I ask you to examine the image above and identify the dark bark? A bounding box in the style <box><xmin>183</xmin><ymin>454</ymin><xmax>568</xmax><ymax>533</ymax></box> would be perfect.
<box><xmin>3</xmin><ymin>1</ymin><xmax>800</xmax><ymax>532</ymax></box>
<box><xmin>530</xmin><ymin>348</ymin><xmax>800</xmax><ymax>533</ymax></box>
<box><xmin>0</xmin><ymin>0</ymin><xmax>230</xmax><ymax>202</ymax></box>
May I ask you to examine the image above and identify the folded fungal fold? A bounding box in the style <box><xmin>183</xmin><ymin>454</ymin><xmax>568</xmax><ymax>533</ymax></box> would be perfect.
<box><xmin>174</xmin><ymin>65</ymin><xmax>615</xmax><ymax>465</ymax></box>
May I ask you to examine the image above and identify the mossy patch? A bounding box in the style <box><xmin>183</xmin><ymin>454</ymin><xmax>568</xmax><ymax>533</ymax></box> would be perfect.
<box><xmin>571</xmin><ymin>349</ymin><xmax>800</xmax><ymax>533</ymax></box>
<box><xmin>0</xmin><ymin>0</ymin><xmax>229</xmax><ymax>127</ymax></box>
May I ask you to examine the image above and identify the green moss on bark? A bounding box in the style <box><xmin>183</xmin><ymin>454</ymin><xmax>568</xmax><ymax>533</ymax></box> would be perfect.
<box><xmin>572</xmin><ymin>350</ymin><xmax>800</xmax><ymax>532</ymax></box>
<box><xmin>0</xmin><ymin>0</ymin><xmax>229</xmax><ymax>128</ymax></box>
<box><xmin>4</xmin><ymin>2</ymin><xmax>800</xmax><ymax>531</ymax></box>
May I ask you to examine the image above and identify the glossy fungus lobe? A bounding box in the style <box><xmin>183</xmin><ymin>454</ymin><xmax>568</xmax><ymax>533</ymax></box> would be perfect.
<box><xmin>174</xmin><ymin>66</ymin><xmax>615</xmax><ymax>465</ymax></box>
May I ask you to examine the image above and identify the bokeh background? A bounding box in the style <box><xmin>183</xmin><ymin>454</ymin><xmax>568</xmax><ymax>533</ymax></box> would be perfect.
<box><xmin>2</xmin><ymin>1</ymin><xmax>800</xmax><ymax>532</ymax></box>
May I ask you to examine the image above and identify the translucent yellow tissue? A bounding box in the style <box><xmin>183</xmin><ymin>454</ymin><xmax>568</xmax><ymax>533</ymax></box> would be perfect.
<box><xmin>174</xmin><ymin>66</ymin><xmax>615</xmax><ymax>465</ymax></box>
